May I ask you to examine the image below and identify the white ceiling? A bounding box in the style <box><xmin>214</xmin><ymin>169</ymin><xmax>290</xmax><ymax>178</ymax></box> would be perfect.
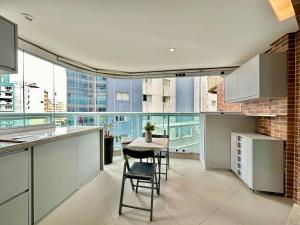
<box><xmin>0</xmin><ymin>0</ymin><xmax>298</xmax><ymax>73</ymax></box>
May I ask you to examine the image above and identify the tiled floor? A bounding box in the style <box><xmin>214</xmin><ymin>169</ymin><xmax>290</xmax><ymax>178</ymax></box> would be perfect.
<box><xmin>38</xmin><ymin>157</ymin><xmax>293</xmax><ymax>225</ymax></box>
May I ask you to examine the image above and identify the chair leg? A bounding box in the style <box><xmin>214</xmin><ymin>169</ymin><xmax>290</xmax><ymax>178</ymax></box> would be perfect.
<box><xmin>136</xmin><ymin>179</ymin><xmax>139</xmax><ymax>193</ymax></box>
<box><xmin>165</xmin><ymin>157</ymin><xmax>168</xmax><ymax>181</ymax></box>
<box><xmin>167</xmin><ymin>150</ymin><xmax>170</xmax><ymax>168</ymax></box>
<box><xmin>119</xmin><ymin>175</ymin><xmax>126</xmax><ymax>215</ymax></box>
<box><xmin>158</xmin><ymin>157</ymin><xmax>161</xmax><ymax>190</ymax></box>
<box><xmin>154</xmin><ymin>167</ymin><xmax>159</xmax><ymax>195</ymax></box>
<box><xmin>150</xmin><ymin>176</ymin><xmax>154</xmax><ymax>221</ymax></box>
<box><xmin>129</xmin><ymin>178</ymin><xmax>135</xmax><ymax>191</ymax></box>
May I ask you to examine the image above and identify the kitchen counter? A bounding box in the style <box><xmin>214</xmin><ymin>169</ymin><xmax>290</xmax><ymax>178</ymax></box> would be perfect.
<box><xmin>0</xmin><ymin>126</ymin><xmax>103</xmax><ymax>154</ymax></box>
<box><xmin>231</xmin><ymin>132</ymin><xmax>283</xmax><ymax>141</ymax></box>
<box><xmin>0</xmin><ymin>125</ymin><xmax>104</xmax><ymax>224</ymax></box>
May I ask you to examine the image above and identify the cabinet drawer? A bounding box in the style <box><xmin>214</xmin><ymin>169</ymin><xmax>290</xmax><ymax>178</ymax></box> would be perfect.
<box><xmin>0</xmin><ymin>150</ymin><xmax>29</xmax><ymax>204</ymax></box>
<box><xmin>0</xmin><ymin>191</ymin><xmax>29</xmax><ymax>225</ymax></box>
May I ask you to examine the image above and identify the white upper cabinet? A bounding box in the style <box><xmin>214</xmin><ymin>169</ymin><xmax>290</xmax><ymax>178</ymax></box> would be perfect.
<box><xmin>0</xmin><ymin>15</ymin><xmax>17</xmax><ymax>74</ymax></box>
<box><xmin>224</xmin><ymin>52</ymin><xmax>287</xmax><ymax>102</ymax></box>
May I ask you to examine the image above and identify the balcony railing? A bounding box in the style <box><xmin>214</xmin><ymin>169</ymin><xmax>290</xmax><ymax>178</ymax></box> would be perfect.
<box><xmin>0</xmin><ymin>112</ymin><xmax>205</xmax><ymax>153</ymax></box>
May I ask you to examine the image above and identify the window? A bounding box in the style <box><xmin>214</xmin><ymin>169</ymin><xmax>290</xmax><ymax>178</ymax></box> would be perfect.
<box><xmin>163</xmin><ymin>79</ymin><xmax>171</xmax><ymax>87</ymax></box>
<box><xmin>181</xmin><ymin>126</ymin><xmax>192</xmax><ymax>137</ymax></box>
<box><xmin>116</xmin><ymin>92</ymin><xmax>129</xmax><ymax>101</ymax></box>
<box><xmin>115</xmin><ymin>115</ymin><xmax>126</xmax><ymax>122</ymax></box>
<box><xmin>143</xmin><ymin>94</ymin><xmax>152</xmax><ymax>102</ymax></box>
<box><xmin>24</xmin><ymin>52</ymin><xmax>54</xmax><ymax>113</ymax></box>
<box><xmin>211</xmin><ymin>100</ymin><xmax>216</xmax><ymax>107</ymax></box>
<box><xmin>144</xmin><ymin>79</ymin><xmax>152</xmax><ymax>85</ymax></box>
<box><xmin>163</xmin><ymin>96</ymin><xmax>171</xmax><ymax>103</ymax></box>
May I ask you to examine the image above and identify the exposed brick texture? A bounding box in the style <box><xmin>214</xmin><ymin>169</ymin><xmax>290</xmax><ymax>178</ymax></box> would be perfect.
<box><xmin>217</xmin><ymin>33</ymin><xmax>298</xmax><ymax>200</ymax></box>
<box><xmin>295</xmin><ymin>31</ymin><xmax>300</xmax><ymax>202</ymax></box>
<box><xmin>216</xmin><ymin>82</ymin><xmax>242</xmax><ymax>112</ymax></box>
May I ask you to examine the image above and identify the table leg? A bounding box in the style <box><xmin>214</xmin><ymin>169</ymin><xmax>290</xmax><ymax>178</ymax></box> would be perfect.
<box><xmin>158</xmin><ymin>154</ymin><xmax>161</xmax><ymax>194</ymax></box>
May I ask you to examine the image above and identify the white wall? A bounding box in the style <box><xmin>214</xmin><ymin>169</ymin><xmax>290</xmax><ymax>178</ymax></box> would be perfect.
<box><xmin>204</xmin><ymin>115</ymin><xmax>256</xmax><ymax>170</ymax></box>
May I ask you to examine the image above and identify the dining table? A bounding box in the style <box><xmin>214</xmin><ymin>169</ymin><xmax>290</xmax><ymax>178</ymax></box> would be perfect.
<box><xmin>126</xmin><ymin>137</ymin><xmax>169</xmax><ymax>193</ymax></box>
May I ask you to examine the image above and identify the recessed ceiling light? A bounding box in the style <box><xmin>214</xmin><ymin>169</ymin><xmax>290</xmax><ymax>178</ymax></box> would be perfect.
<box><xmin>268</xmin><ymin>0</ymin><xmax>295</xmax><ymax>21</ymax></box>
<box><xmin>169</xmin><ymin>48</ymin><xmax>176</xmax><ymax>52</ymax></box>
<box><xmin>21</xmin><ymin>13</ymin><xmax>36</xmax><ymax>22</ymax></box>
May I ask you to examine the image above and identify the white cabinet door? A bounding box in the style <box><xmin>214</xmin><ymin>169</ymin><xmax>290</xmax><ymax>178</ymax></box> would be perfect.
<box><xmin>33</xmin><ymin>137</ymin><xmax>78</xmax><ymax>223</ymax></box>
<box><xmin>224</xmin><ymin>75</ymin><xmax>231</xmax><ymax>102</ymax></box>
<box><xmin>238</xmin><ymin>55</ymin><xmax>259</xmax><ymax>100</ymax></box>
<box><xmin>0</xmin><ymin>16</ymin><xmax>17</xmax><ymax>73</ymax></box>
<box><xmin>224</xmin><ymin>70</ymin><xmax>238</xmax><ymax>102</ymax></box>
<box><xmin>0</xmin><ymin>150</ymin><xmax>29</xmax><ymax>204</ymax></box>
<box><xmin>0</xmin><ymin>192</ymin><xmax>29</xmax><ymax>225</ymax></box>
<box><xmin>78</xmin><ymin>132</ymin><xmax>100</xmax><ymax>185</ymax></box>
<box><xmin>230</xmin><ymin>134</ymin><xmax>237</xmax><ymax>174</ymax></box>
<box><xmin>240</xmin><ymin>137</ymin><xmax>253</xmax><ymax>188</ymax></box>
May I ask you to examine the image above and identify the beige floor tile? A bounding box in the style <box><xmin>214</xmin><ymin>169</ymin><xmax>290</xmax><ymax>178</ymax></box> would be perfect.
<box><xmin>38</xmin><ymin>193</ymin><xmax>113</xmax><ymax>225</ymax></box>
<box><xmin>200</xmin><ymin>209</ymin><xmax>243</xmax><ymax>225</ymax></box>
<box><xmin>37</xmin><ymin>157</ymin><xmax>292</xmax><ymax>225</ymax></box>
<box><xmin>221</xmin><ymin>189</ymin><xmax>293</xmax><ymax>225</ymax></box>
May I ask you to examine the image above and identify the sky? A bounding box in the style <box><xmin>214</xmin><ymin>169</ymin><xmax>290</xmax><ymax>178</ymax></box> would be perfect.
<box><xmin>10</xmin><ymin>50</ymin><xmax>67</xmax><ymax>104</ymax></box>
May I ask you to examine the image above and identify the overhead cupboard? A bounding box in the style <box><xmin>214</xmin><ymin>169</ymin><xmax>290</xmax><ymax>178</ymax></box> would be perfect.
<box><xmin>224</xmin><ymin>52</ymin><xmax>287</xmax><ymax>102</ymax></box>
<box><xmin>0</xmin><ymin>15</ymin><xmax>18</xmax><ymax>74</ymax></box>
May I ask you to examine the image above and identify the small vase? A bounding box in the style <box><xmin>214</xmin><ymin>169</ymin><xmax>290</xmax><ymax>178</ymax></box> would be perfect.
<box><xmin>145</xmin><ymin>132</ymin><xmax>152</xmax><ymax>143</ymax></box>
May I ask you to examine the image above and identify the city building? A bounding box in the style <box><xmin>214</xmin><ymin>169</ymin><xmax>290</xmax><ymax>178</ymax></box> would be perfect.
<box><xmin>0</xmin><ymin>75</ymin><xmax>14</xmax><ymax>112</ymax></box>
<box><xmin>142</xmin><ymin>78</ymin><xmax>176</xmax><ymax>112</ymax></box>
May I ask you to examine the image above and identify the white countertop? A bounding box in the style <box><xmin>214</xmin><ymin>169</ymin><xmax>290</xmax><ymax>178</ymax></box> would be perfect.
<box><xmin>231</xmin><ymin>132</ymin><xmax>284</xmax><ymax>141</ymax></box>
<box><xmin>0</xmin><ymin>126</ymin><xmax>103</xmax><ymax>154</ymax></box>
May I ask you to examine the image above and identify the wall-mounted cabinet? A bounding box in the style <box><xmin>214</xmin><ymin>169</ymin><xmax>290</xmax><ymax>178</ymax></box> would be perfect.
<box><xmin>0</xmin><ymin>15</ymin><xmax>18</xmax><ymax>74</ymax></box>
<box><xmin>225</xmin><ymin>52</ymin><xmax>287</xmax><ymax>102</ymax></box>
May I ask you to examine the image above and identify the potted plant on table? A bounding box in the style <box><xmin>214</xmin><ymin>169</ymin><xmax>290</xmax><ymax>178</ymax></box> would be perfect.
<box><xmin>104</xmin><ymin>122</ymin><xmax>114</xmax><ymax>165</ymax></box>
<box><xmin>144</xmin><ymin>121</ymin><xmax>155</xmax><ymax>143</ymax></box>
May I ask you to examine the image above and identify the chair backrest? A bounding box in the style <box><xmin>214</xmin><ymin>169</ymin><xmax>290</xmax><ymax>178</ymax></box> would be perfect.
<box><xmin>123</xmin><ymin>147</ymin><xmax>155</xmax><ymax>159</ymax></box>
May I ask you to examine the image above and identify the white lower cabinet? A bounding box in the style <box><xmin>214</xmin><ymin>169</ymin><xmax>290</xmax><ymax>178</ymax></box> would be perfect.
<box><xmin>231</xmin><ymin>132</ymin><xmax>284</xmax><ymax>193</ymax></box>
<box><xmin>78</xmin><ymin>132</ymin><xmax>100</xmax><ymax>185</ymax></box>
<box><xmin>0</xmin><ymin>189</ymin><xmax>29</xmax><ymax>225</ymax></box>
<box><xmin>0</xmin><ymin>150</ymin><xmax>29</xmax><ymax>225</ymax></box>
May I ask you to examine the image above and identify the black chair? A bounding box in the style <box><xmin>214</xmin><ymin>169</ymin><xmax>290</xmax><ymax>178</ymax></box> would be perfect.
<box><xmin>119</xmin><ymin>147</ymin><xmax>159</xmax><ymax>221</ymax></box>
<box><xmin>142</xmin><ymin>133</ymin><xmax>170</xmax><ymax>180</ymax></box>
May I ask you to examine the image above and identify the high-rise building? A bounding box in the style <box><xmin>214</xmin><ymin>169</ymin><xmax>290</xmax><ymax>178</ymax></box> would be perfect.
<box><xmin>0</xmin><ymin>75</ymin><xmax>14</xmax><ymax>112</ymax></box>
<box><xmin>176</xmin><ymin>77</ymin><xmax>195</xmax><ymax>112</ymax></box>
<box><xmin>200</xmin><ymin>76</ymin><xmax>218</xmax><ymax>112</ymax></box>
<box><xmin>106</xmin><ymin>78</ymin><xmax>142</xmax><ymax>112</ymax></box>
<box><xmin>66</xmin><ymin>69</ymin><xmax>107</xmax><ymax>112</ymax></box>
<box><xmin>106</xmin><ymin>78</ymin><xmax>142</xmax><ymax>147</ymax></box>
<box><xmin>142</xmin><ymin>78</ymin><xmax>176</xmax><ymax>112</ymax></box>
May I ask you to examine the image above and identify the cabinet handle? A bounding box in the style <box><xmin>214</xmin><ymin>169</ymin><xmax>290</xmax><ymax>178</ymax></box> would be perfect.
<box><xmin>238</xmin><ymin>170</ymin><xmax>242</xmax><ymax>176</ymax></box>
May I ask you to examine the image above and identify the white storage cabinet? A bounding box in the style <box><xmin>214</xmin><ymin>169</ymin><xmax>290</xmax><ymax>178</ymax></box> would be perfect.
<box><xmin>231</xmin><ymin>132</ymin><xmax>284</xmax><ymax>193</ymax></box>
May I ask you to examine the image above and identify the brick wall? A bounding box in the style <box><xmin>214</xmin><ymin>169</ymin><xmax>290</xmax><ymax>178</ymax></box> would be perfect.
<box><xmin>216</xmin><ymin>82</ymin><xmax>242</xmax><ymax>112</ymax></box>
<box><xmin>217</xmin><ymin>33</ymin><xmax>297</xmax><ymax>199</ymax></box>
<box><xmin>295</xmin><ymin>32</ymin><xmax>300</xmax><ymax>203</ymax></box>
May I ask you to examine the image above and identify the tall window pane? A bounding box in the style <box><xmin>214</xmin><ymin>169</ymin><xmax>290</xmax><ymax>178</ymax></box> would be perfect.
<box><xmin>0</xmin><ymin>50</ymin><xmax>24</xmax><ymax>128</ymax></box>
<box><xmin>24</xmin><ymin>52</ymin><xmax>54</xmax><ymax>125</ymax></box>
